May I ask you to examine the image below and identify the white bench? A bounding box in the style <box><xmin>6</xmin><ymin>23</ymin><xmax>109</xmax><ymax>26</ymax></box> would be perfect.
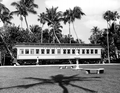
<box><xmin>59</xmin><ymin>66</ymin><xmax>74</xmax><ymax>69</ymax></box>
<box><xmin>84</xmin><ymin>68</ymin><xmax>104</xmax><ymax>74</ymax></box>
<box><xmin>59</xmin><ymin>66</ymin><xmax>68</xmax><ymax>69</ymax></box>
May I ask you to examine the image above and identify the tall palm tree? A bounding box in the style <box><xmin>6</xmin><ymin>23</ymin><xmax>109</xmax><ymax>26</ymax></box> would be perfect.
<box><xmin>63</xmin><ymin>9</ymin><xmax>73</xmax><ymax>43</ymax></box>
<box><xmin>43</xmin><ymin>7</ymin><xmax>63</xmax><ymax>43</ymax></box>
<box><xmin>11</xmin><ymin>0</ymin><xmax>38</xmax><ymax>32</ymax></box>
<box><xmin>63</xmin><ymin>6</ymin><xmax>85</xmax><ymax>43</ymax></box>
<box><xmin>72</xmin><ymin>6</ymin><xmax>85</xmax><ymax>43</ymax></box>
<box><xmin>11</xmin><ymin>1</ymin><xmax>23</xmax><ymax>28</ymax></box>
<box><xmin>103</xmin><ymin>10</ymin><xmax>112</xmax><ymax>63</ymax></box>
<box><xmin>38</xmin><ymin>13</ymin><xmax>46</xmax><ymax>43</ymax></box>
<box><xmin>103</xmin><ymin>10</ymin><xmax>120</xmax><ymax>63</ymax></box>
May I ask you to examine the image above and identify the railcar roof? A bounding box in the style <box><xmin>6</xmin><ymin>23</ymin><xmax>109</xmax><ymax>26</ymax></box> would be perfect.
<box><xmin>14</xmin><ymin>43</ymin><xmax>103</xmax><ymax>48</ymax></box>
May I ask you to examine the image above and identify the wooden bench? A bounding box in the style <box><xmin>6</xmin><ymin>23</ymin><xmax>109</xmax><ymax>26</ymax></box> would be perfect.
<box><xmin>84</xmin><ymin>68</ymin><xmax>104</xmax><ymax>74</ymax></box>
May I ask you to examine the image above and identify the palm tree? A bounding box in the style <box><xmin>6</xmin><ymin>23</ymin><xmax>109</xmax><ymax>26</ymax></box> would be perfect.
<box><xmin>29</xmin><ymin>25</ymin><xmax>42</xmax><ymax>43</ymax></box>
<box><xmin>103</xmin><ymin>10</ymin><xmax>112</xmax><ymax>63</ymax></box>
<box><xmin>30</xmin><ymin>25</ymin><xmax>41</xmax><ymax>33</ymax></box>
<box><xmin>63</xmin><ymin>6</ymin><xmax>85</xmax><ymax>43</ymax></box>
<box><xmin>38</xmin><ymin>13</ymin><xmax>46</xmax><ymax>43</ymax></box>
<box><xmin>0</xmin><ymin>3</ymin><xmax>16</xmax><ymax>65</ymax></box>
<box><xmin>90</xmin><ymin>26</ymin><xmax>101</xmax><ymax>44</ymax></box>
<box><xmin>72</xmin><ymin>6</ymin><xmax>85</xmax><ymax>43</ymax></box>
<box><xmin>11</xmin><ymin>1</ymin><xmax>23</xmax><ymax>28</ymax></box>
<box><xmin>63</xmin><ymin>9</ymin><xmax>73</xmax><ymax>43</ymax></box>
<box><xmin>49</xmin><ymin>22</ymin><xmax>63</xmax><ymax>43</ymax></box>
<box><xmin>91</xmin><ymin>26</ymin><xmax>100</xmax><ymax>34</ymax></box>
<box><xmin>103</xmin><ymin>10</ymin><xmax>120</xmax><ymax>63</ymax></box>
<box><xmin>11</xmin><ymin>0</ymin><xmax>38</xmax><ymax>32</ymax></box>
<box><xmin>43</xmin><ymin>7</ymin><xmax>63</xmax><ymax>43</ymax></box>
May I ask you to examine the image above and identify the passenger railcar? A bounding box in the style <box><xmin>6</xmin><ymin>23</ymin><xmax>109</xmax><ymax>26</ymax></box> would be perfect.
<box><xmin>13</xmin><ymin>43</ymin><xmax>103</xmax><ymax>64</ymax></box>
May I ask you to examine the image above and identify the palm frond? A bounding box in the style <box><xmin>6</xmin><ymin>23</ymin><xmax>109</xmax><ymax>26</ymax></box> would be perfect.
<box><xmin>38</xmin><ymin>13</ymin><xmax>46</xmax><ymax>25</ymax></box>
<box><xmin>31</xmin><ymin>3</ymin><xmax>38</xmax><ymax>8</ymax></box>
<box><xmin>0</xmin><ymin>3</ymin><xmax>10</xmax><ymax>13</ymax></box>
<box><xmin>27</xmin><ymin>9</ymin><xmax>37</xmax><ymax>14</ymax></box>
<box><xmin>103</xmin><ymin>10</ymin><xmax>113</xmax><ymax>22</ymax></box>
<box><xmin>11</xmin><ymin>2</ymin><xmax>20</xmax><ymax>7</ymax></box>
<box><xmin>11</xmin><ymin>11</ymin><xmax>20</xmax><ymax>15</ymax></box>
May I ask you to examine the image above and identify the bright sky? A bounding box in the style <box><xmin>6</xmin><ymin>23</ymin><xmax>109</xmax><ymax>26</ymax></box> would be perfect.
<box><xmin>1</xmin><ymin>0</ymin><xmax>120</xmax><ymax>43</ymax></box>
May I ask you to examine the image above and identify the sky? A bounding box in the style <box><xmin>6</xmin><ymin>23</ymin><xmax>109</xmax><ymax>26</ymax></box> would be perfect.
<box><xmin>0</xmin><ymin>0</ymin><xmax>120</xmax><ymax>43</ymax></box>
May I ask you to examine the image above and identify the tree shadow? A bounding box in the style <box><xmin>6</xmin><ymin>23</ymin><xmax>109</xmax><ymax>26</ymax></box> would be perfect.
<box><xmin>0</xmin><ymin>74</ymin><xmax>100</xmax><ymax>93</ymax></box>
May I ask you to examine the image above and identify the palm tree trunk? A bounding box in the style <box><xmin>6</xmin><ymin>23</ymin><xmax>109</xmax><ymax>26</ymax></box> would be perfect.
<box><xmin>43</xmin><ymin>16</ymin><xmax>61</xmax><ymax>43</ymax></box>
<box><xmin>69</xmin><ymin>23</ymin><xmax>71</xmax><ymax>43</ymax></box>
<box><xmin>72</xmin><ymin>22</ymin><xmax>80</xmax><ymax>44</ymax></box>
<box><xmin>53</xmin><ymin>26</ymin><xmax>61</xmax><ymax>44</ymax></box>
<box><xmin>54</xmin><ymin>30</ymin><xmax>61</xmax><ymax>43</ymax></box>
<box><xmin>41</xmin><ymin>24</ymin><xmax>44</xmax><ymax>43</ymax></box>
<box><xmin>24</xmin><ymin>16</ymin><xmax>30</xmax><ymax>31</ymax></box>
<box><xmin>20</xmin><ymin>15</ymin><xmax>23</xmax><ymax>28</ymax></box>
<box><xmin>107</xmin><ymin>22</ymin><xmax>110</xmax><ymax>63</ymax></box>
<box><xmin>52</xmin><ymin>36</ymin><xmax>55</xmax><ymax>43</ymax></box>
<box><xmin>113</xmin><ymin>22</ymin><xmax>118</xmax><ymax>60</ymax></box>
<box><xmin>21</xmin><ymin>20</ymin><xmax>23</xmax><ymax>28</ymax></box>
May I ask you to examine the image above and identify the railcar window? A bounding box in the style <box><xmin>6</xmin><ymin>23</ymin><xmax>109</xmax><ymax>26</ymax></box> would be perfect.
<box><xmin>86</xmin><ymin>49</ymin><xmax>89</xmax><ymax>54</ymax></box>
<box><xmin>25</xmin><ymin>49</ymin><xmax>29</xmax><ymax>54</ymax></box>
<box><xmin>67</xmin><ymin>49</ymin><xmax>70</xmax><ymax>54</ymax></box>
<box><xmin>57</xmin><ymin>49</ymin><xmax>61</xmax><ymax>54</ymax></box>
<box><xmin>82</xmin><ymin>49</ymin><xmax>85</xmax><ymax>54</ymax></box>
<box><xmin>30</xmin><ymin>49</ymin><xmax>34</xmax><ymax>54</ymax></box>
<box><xmin>91</xmin><ymin>49</ymin><xmax>93</xmax><ymax>54</ymax></box>
<box><xmin>72</xmin><ymin>49</ymin><xmax>75</xmax><ymax>54</ymax></box>
<box><xmin>77</xmin><ymin>49</ymin><xmax>80</xmax><ymax>54</ymax></box>
<box><xmin>46</xmin><ymin>49</ymin><xmax>50</xmax><ymax>54</ymax></box>
<box><xmin>36</xmin><ymin>49</ymin><xmax>39</xmax><ymax>54</ymax></box>
<box><xmin>20</xmin><ymin>49</ymin><xmax>24</xmax><ymax>54</ymax></box>
<box><xmin>41</xmin><ymin>49</ymin><xmax>45</xmax><ymax>54</ymax></box>
<box><xmin>63</xmin><ymin>49</ymin><xmax>66</xmax><ymax>54</ymax></box>
<box><xmin>95</xmin><ymin>49</ymin><xmax>98</xmax><ymax>54</ymax></box>
<box><xmin>51</xmin><ymin>49</ymin><xmax>55</xmax><ymax>54</ymax></box>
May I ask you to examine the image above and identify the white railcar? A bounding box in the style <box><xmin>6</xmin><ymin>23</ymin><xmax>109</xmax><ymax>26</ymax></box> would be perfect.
<box><xmin>13</xmin><ymin>43</ymin><xmax>103</xmax><ymax>64</ymax></box>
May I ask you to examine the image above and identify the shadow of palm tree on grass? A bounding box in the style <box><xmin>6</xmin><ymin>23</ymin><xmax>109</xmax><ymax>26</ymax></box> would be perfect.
<box><xmin>0</xmin><ymin>74</ymin><xmax>100</xmax><ymax>93</ymax></box>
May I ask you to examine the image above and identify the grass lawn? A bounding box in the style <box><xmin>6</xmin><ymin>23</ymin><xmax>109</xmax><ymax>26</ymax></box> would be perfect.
<box><xmin>0</xmin><ymin>64</ymin><xmax>120</xmax><ymax>93</ymax></box>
